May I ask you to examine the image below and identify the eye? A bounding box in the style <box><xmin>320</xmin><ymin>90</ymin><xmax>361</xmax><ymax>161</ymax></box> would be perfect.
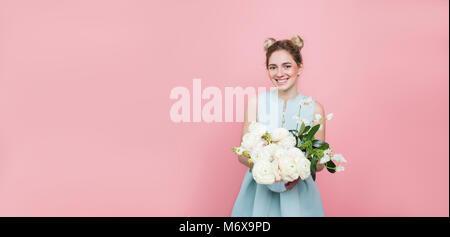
<box><xmin>269</xmin><ymin>66</ymin><xmax>276</xmax><ymax>70</ymax></box>
<box><xmin>284</xmin><ymin>65</ymin><xmax>292</xmax><ymax>69</ymax></box>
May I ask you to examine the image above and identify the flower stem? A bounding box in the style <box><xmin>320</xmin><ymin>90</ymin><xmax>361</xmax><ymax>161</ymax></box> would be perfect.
<box><xmin>296</xmin><ymin>105</ymin><xmax>302</xmax><ymax>131</ymax></box>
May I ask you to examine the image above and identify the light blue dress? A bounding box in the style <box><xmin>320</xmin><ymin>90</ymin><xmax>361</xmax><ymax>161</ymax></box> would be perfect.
<box><xmin>231</xmin><ymin>90</ymin><xmax>325</xmax><ymax>217</ymax></box>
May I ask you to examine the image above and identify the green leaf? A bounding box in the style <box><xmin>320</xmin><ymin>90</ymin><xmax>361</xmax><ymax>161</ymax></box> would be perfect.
<box><xmin>311</xmin><ymin>156</ymin><xmax>318</xmax><ymax>181</ymax></box>
<box><xmin>305</xmin><ymin>124</ymin><xmax>320</xmax><ymax>141</ymax></box>
<box><xmin>312</xmin><ymin>140</ymin><xmax>325</xmax><ymax>148</ymax></box>
<box><xmin>326</xmin><ymin>160</ymin><xmax>336</xmax><ymax>173</ymax></box>
<box><xmin>314</xmin><ymin>149</ymin><xmax>324</xmax><ymax>158</ymax></box>
<box><xmin>303</xmin><ymin>126</ymin><xmax>311</xmax><ymax>134</ymax></box>
<box><xmin>312</xmin><ymin>140</ymin><xmax>329</xmax><ymax>150</ymax></box>
<box><xmin>320</xmin><ymin>143</ymin><xmax>329</xmax><ymax>150</ymax></box>
<box><xmin>298</xmin><ymin>122</ymin><xmax>306</xmax><ymax>135</ymax></box>
<box><xmin>299</xmin><ymin>140</ymin><xmax>312</xmax><ymax>152</ymax></box>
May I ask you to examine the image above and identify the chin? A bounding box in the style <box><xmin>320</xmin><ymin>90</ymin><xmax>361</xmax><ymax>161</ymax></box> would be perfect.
<box><xmin>277</xmin><ymin>83</ymin><xmax>294</xmax><ymax>91</ymax></box>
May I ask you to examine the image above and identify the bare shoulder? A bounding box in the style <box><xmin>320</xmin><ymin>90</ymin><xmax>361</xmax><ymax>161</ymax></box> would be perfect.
<box><xmin>314</xmin><ymin>99</ymin><xmax>325</xmax><ymax>116</ymax></box>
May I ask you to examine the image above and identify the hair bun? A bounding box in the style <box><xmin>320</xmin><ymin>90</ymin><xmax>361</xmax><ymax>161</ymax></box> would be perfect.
<box><xmin>263</xmin><ymin>38</ymin><xmax>277</xmax><ymax>52</ymax></box>
<box><xmin>291</xmin><ymin>35</ymin><xmax>304</xmax><ymax>50</ymax></box>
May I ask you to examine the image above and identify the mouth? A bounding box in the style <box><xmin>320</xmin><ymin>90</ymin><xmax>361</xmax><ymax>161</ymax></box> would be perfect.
<box><xmin>275</xmin><ymin>77</ymin><xmax>289</xmax><ymax>85</ymax></box>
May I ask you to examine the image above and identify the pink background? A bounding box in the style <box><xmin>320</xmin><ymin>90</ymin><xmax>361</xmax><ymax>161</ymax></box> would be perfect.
<box><xmin>0</xmin><ymin>0</ymin><xmax>448</xmax><ymax>217</ymax></box>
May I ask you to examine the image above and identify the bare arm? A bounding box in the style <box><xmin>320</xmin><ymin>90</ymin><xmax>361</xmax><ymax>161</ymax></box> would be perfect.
<box><xmin>313</xmin><ymin>101</ymin><xmax>326</xmax><ymax>172</ymax></box>
<box><xmin>237</xmin><ymin>95</ymin><xmax>258</xmax><ymax>169</ymax></box>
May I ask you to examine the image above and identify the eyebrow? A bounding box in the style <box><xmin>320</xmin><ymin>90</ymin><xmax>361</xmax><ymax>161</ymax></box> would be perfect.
<box><xmin>268</xmin><ymin>62</ymin><xmax>292</xmax><ymax>66</ymax></box>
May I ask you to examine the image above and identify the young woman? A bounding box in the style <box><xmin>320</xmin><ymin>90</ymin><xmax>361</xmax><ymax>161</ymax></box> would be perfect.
<box><xmin>231</xmin><ymin>35</ymin><xmax>326</xmax><ymax>217</ymax></box>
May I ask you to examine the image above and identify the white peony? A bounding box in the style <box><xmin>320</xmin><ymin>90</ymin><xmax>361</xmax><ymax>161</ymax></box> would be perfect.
<box><xmin>295</xmin><ymin>157</ymin><xmax>311</xmax><ymax>180</ymax></box>
<box><xmin>241</xmin><ymin>132</ymin><xmax>262</xmax><ymax>151</ymax></box>
<box><xmin>250</xmin><ymin>147</ymin><xmax>272</xmax><ymax>164</ymax></box>
<box><xmin>278</xmin><ymin>135</ymin><xmax>296</xmax><ymax>149</ymax></box>
<box><xmin>273</xmin><ymin>147</ymin><xmax>287</xmax><ymax>161</ymax></box>
<box><xmin>271</xmin><ymin>158</ymin><xmax>282</xmax><ymax>182</ymax></box>
<box><xmin>279</xmin><ymin>156</ymin><xmax>300</xmax><ymax>182</ymax></box>
<box><xmin>263</xmin><ymin>143</ymin><xmax>279</xmax><ymax>157</ymax></box>
<box><xmin>248</xmin><ymin>121</ymin><xmax>267</xmax><ymax>137</ymax></box>
<box><xmin>271</xmin><ymin>127</ymin><xmax>289</xmax><ymax>142</ymax></box>
<box><xmin>286</xmin><ymin>147</ymin><xmax>306</xmax><ymax>160</ymax></box>
<box><xmin>252</xmin><ymin>160</ymin><xmax>276</xmax><ymax>184</ymax></box>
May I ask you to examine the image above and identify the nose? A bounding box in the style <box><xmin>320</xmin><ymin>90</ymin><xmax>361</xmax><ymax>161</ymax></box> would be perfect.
<box><xmin>275</xmin><ymin>68</ymin><xmax>284</xmax><ymax>78</ymax></box>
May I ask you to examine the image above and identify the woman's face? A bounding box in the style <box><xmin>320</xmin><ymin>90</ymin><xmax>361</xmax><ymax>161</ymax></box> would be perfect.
<box><xmin>267</xmin><ymin>50</ymin><xmax>302</xmax><ymax>92</ymax></box>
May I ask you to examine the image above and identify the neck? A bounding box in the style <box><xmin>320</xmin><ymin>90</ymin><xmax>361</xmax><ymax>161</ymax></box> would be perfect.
<box><xmin>277</xmin><ymin>87</ymin><xmax>298</xmax><ymax>101</ymax></box>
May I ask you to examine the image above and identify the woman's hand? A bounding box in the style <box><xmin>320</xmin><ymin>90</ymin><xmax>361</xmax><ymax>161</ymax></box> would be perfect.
<box><xmin>237</xmin><ymin>154</ymin><xmax>254</xmax><ymax>169</ymax></box>
<box><xmin>285</xmin><ymin>177</ymin><xmax>300</xmax><ymax>190</ymax></box>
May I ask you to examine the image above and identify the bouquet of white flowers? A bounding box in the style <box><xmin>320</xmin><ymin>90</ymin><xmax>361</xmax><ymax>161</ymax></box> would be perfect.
<box><xmin>232</xmin><ymin>97</ymin><xmax>346</xmax><ymax>184</ymax></box>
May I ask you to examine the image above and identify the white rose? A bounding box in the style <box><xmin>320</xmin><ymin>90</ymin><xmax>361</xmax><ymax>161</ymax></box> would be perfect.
<box><xmin>278</xmin><ymin>135</ymin><xmax>296</xmax><ymax>149</ymax></box>
<box><xmin>286</xmin><ymin>147</ymin><xmax>306</xmax><ymax>160</ymax></box>
<box><xmin>249</xmin><ymin>121</ymin><xmax>267</xmax><ymax>137</ymax></box>
<box><xmin>263</xmin><ymin>143</ymin><xmax>279</xmax><ymax>157</ymax></box>
<box><xmin>252</xmin><ymin>160</ymin><xmax>276</xmax><ymax>184</ymax></box>
<box><xmin>250</xmin><ymin>147</ymin><xmax>272</xmax><ymax>164</ymax></box>
<box><xmin>241</xmin><ymin>132</ymin><xmax>261</xmax><ymax>151</ymax></box>
<box><xmin>279</xmin><ymin>156</ymin><xmax>300</xmax><ymax>182</ymax></box>
<box><xmin>295</xmin><ymin>157</ymin><xmax>311</xmax><ymax>180</ymax></box>
<box><xmin>271</xmin><ymin>127</ymin><xmax>289</xmax><ymax>142</ymax></box>
<box><xmin>271</xmin><ymin>158</ymin><xmax>281</xmax><ymax>182</ymax></box>
<box><xmin>273</xmin><ymin>147</ymin><xmax>287</xmax><ymax>161</ymax></box>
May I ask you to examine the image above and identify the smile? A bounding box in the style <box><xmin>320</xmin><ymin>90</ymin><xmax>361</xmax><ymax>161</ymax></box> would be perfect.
<box><xmin>275</xmin><ymin>78</ymin><xmax>289</xmax><ymax>84</ymax></box>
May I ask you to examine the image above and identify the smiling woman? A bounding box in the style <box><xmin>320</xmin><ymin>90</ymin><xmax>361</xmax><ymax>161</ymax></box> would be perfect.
<box><xmin>231</xmin><ymin>35</ymin><xmax>326</xmax><ymax>217</ymax></box>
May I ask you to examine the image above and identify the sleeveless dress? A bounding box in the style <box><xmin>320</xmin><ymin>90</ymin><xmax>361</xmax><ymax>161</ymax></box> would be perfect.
<box><xmin>231</xmin><ymin>89</ymin><xmax>325</xmax><ymax>217</ymax></box>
